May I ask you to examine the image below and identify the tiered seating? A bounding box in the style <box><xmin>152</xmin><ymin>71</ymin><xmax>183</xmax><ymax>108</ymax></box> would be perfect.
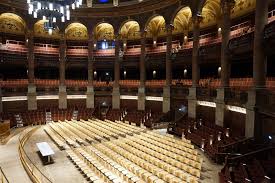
<box><xmin>220</xmin><ymin>152</ymin><xmax>275</xmax><ymax>183</ymax></box>
<box><xmin>85</xmin><ymin>145</ymin><xmax>143</xmax><ymax>183</ymax></box>
<box><xmin>44</xmin><ymin>125</ymin><xmax>67</xmax><ymax>150</ymax></box>
<box><xmin>107</xmin><ymin>120</ymin><xmax>145</xmax><ymax>134</ymax></box>
<box><xmin>145</xmin><ymin>80</ymin><xmax>165</xmax><ymax>88</ymax></box>
<box><xmin>106</xmin><ymin>109</ymin><xmax>123</xmax><ymax>121</ymax></box>
<box><xmin>169</xmin><ymin>117</ymin><xmax>236</xmax><ymax>160</ymax></box>
<box><xmin>66</xmin><ymin>149</ymin><xmax>104</xmax><ymax>183</ymax></box>
<box><xmin>123</xmin><ymin>111</ymin><xmax>146</xmax><ymax>126</ymax></box>
<box><xmin>44</xmin><ymin>119</ymin><xmax>202</xmax><ymax>182</ymax></box>
<box><xmin>1</xmin><ymin>78</ymin><xmax>275</xmax><ymax>91</ymax></box>
<box><xmin>49</xmin><ymin>107</ymin><xmax>94</xmax><ymax>121</ymax></box>
<box><xmin>120</xmin><ymin>80</ymin><xmax>139</xmax><ymax>88</ymax></box>
<box><xmin>143</xmin><ymin>111</ymin><xmax>165</xmax><ymax>128</ymax></box>
<box><xmin>89</xmin><ymin>119</ymin><xmax>127</xmax><ymax>137</ymax></box>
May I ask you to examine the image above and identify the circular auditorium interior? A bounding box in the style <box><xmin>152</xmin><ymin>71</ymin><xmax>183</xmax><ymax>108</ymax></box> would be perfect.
<box><xmin>0</xmin><ymin>0</ymin><xmax>275</xmax><ymax>183</ymax></box>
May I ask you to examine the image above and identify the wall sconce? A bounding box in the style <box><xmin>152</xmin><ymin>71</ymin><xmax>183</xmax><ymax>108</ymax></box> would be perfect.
<box><xmin>153</xmin><ymin>40</ymin><xmax>157</xmax><ymax>47</ymax></box>
<box><xmin>201</xmin><ymin>139</ymin><xmax>205</xmax><ymax>149</ymax></box>
<box><xmin>153</xmin><ymin>70</ymin><xmax>156</xmax><ymax>79</ymax></box>
<box><xmin>123</xmin><ymin>70</ymin><xmax>126</xmax><ymax>78</ymax></box>
<box><xmin>218</xmin><ymin>67</ymin><xmax>221</xmax><ymax>77</ymax></box>
<box><xmin>218</xmin><ymin>27</ymin><xmax>222</xmax><ymax>36</ymax></box>
<box><xmin>184</xmin><ymin>35</ymin><xmax>188</xmax><ymax>44</ymax></box>
<box><xmin>94</xmin><ymin>71</ymin><xmax>97</xmax><ymax>78</ymax></box>
<box><xmin>184</xmin><ymin>69</ymin><xmax>187</xmax><ymax>78</ymax></box>
<box><xmin>113</xmin><ymin>0</ymin><xmax>118</xmax><ymax>6</ymax></box>
<box><xmin>93</xmin><ymin>43</ymin><xmax>97</xmax><ymax>50</ymax></box>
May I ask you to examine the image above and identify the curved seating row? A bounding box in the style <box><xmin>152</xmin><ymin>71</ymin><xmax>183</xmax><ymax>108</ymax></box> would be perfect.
<box><xmin>1</xmin><ymin>78</ymin><xmax>274</xmax><ymax>90</ymax></box>
<box><xmin>44</xmin><ymin>119</ymin><xmax>202</xmax><ymax>183</ymax></box>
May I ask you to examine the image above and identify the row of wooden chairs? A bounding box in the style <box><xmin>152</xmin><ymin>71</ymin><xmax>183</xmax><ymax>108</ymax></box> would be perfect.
<box><xmin>103</xmin><ymin>140</ymin><xmax>198</xmax><ymax>183</ymax></box>
<box><xmin>66</xmin><ymin>149</ymin><xmax>104</xmax><ymax>183</ymax></box>
<box><xmin>1</xmin><ymin>78</ymin><xmax>274</xmax><ymax>91</ymax></box>
<box><xmin>76</xmin><ymin>148</ymin><xmax>126</xmax><ymax>183</ymax></box>
<box><xmin>44</xmin><ymin>125</ymin><xmax>67</xmax><ymax>150</ymax></box>
<box><xmin>95</xmin><ymin>143</ymin><xmax>164</xmax><ymax>183</ymax></box>
<box><xmin>126</xmin><ymin>136</ymin><xmax>202</xmax><ymax>169</ymax></box>
<box><xmin>85</xmin><ymin>145</ymin><xmax>144</xmax><ymax>183</ymax></box>
<box><xmin>114</xmin><ymin>138</ymin><xmax>201</xmax><ymax>178</ymax></box>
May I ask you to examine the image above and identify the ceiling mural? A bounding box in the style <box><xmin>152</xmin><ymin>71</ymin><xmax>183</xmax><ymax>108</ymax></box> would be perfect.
<box><xmin>120</xmin><ymin>21</ymin><xmax>140</xmax><ymax>40</ymax></box>
<box><xmin>146</xmin><ymin>16</ymin><xmax>166</xmax><ymax>38</ymax></box>
<box><xmin>65</xmin><ymin>23</ymin><xmax>88</xmax><ymax>40</ymax></box>
<box><xmin>173</xmin><ymin>7</ymin><xmax>192</xmax><ymax>34</ymax></box>
<box><xmin>94</xmin><ymin>23</ymin><xmax>114</xmax><ymax>40</ymax></box>
<box><xmin>0</xmin><ymin>13</ymin><xmax>26</xmax><ymax>35</ymax></box>
<box><xmin>34</xmin><ymin>20</ymin><xmax>60</xmax><ymax>39</ymax></box>
<box><xmin>231</xmin><ymin>0</ymin><xmax>256</xmax><ymax>18</ymax></box>
<box><xmin>201</xmin><ymin>0</ymin><xmax>221</xmax><ymax>28</ymax></box>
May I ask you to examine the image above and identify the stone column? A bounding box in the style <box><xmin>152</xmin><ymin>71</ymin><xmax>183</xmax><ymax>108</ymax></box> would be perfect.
<box><xmin>246</xmin><ymin>0</ymin><xmax>268</xmax><ymax>138</ymax></box>
<box><xmin>188</xmin><ymin>15</ymin><xmax>202</xmax><ymax>118</ymax></box>
<box><xmin>26</xmin><ymin>30</ymin><xmax>37</xmax><ymax>110</ymax></box>
<box><xmin>112</xmin><ymin>34</ymin><xmax>120</xmax><ymax>109</ymax></box>
<box><xmin>163</xmin><ymin>24</ymin><xmax>173</xmax><ymax>113</ymax></box>
<box><xmin>138</xmin><ymin>31</ymin><xmax>146</xmax><ymax>111</ymax></box>
<box><xmin>59</xmin><ymin>33</ymin><xmax>67</xmax><ymax>109</ymax></box>
<box><xmin>86</xmin><ymin>31</ymin><xmax>95</xmax><ymax>109</ymax></box>
<box><xmin>216</xmin><ymin>0</ymin><xmax>235</xmax><ymax>127</ymax></box>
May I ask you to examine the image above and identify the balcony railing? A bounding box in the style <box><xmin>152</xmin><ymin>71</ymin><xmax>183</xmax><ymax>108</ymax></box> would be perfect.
<box><xmin>197</xmin><ymin>87</ymin><xmax>217</xmax><ymax>101</ymax></box>
<box><xmin>226</xmin><ymin>90</ymin><xmax>248</xmax><ymax>106</ymax></box>
<box><xmin>3</xmin><ymin>12</ymin><xmax>274</xmax><ymax>57</ymax></box>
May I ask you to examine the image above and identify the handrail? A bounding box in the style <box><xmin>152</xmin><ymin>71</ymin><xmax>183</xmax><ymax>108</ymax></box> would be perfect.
<box><xmin>0</xmin><ymin>166</ymin><xmax>9</xmax><ymax>183</ymax></box>
<box><xmin>219</xmin><ymin>137</ymin><xmax>254</xmax><ymax>149</ymax></box>
<box><xmin>227</xmin><ymin>146</ymin><xmax>275</xmax><ymax>163</ymax></box>
<box><xmin>18</xmin><ymin>127</ymin><xmax>53</xmax><ymax>183</ymax></box>
<box><xmin>0</xmin><ymin>130</ymin><xmax>10</xmax><ymax>144</ymax></box>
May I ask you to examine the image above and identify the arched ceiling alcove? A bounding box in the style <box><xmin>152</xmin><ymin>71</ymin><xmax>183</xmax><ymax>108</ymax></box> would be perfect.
<box><xmin>120</xmin><ymin>20</ymin><xmax>140</xmax><ymax>40</ymax></box>
<box><xmin>34</xmin><ymin>20</ymin><xmax>60</xmax><ymax>39</ymax></box>
<box><xmin>65</xmin><ymin>23</ymin><xmax>88</xmax><ymax>41</ymax></box>
<box><xmin>173</xmin><ymin>7</ymin><xmax>192</xmax><ymax>34</ymax></box>
<box><xmin>0</xmin><ymin>13</ymin><xmax>26</xmax><ymax>35</ymax></box>
<box><xmin>146</xmin><ymin>15</ymin><xmax>166</xmax><ymax>38</ymax></box>
<box><xmin>94</xmin><ymin>23</ymin><xmax>114</xmax><ymax>41</ymax></box>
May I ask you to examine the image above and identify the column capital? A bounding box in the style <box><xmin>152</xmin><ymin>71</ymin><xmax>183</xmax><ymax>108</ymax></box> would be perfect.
<box><xmin>60</xmin><ymin>32</ymin><xmax>66</xmax><ymax>43</ymax></box>
<box><xmin>166</xmin><ymin>24</ymin><xmax>174</xmax><ymax>33</ymax></box>
<box><xmin>140</xmin><ymin>30</ymin><xmax>147</xmax><ymax>38</ymax></box>
<box><xmin>192</xmin><ymin>14</ymin><xmax>203</xmax><ymax>25</ymax></box>
<box><xmin>114</xmin><ymin>33</ymin><xmax>121</xmax><ymax>41</ymax></box>
<box><xmin>26</xmin><ymin>30</ymin><xmax>34</xmax><ymax>38</ymax></box>
<box><xmin>221</xmin><ymin>0</ymin><xmax>235</xmax><ymax>13</ymax></box>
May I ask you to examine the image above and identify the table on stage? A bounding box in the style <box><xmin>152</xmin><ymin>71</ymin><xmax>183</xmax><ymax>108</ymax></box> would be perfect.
<box><xmin>36</xmin><ymin>142</ymin><xmax>54</xmax><ymax>164</ymax></box>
